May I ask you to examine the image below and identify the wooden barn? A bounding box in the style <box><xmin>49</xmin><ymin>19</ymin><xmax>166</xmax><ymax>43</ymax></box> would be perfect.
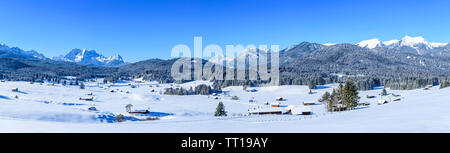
<box><xmin>128</xmin><ymin>110</ymin><xmax>150</xmax><ymax>114</ymax></box>
<box><xmin>303</xmin><ymin>101</ymin><xmax>316</xmax><ymax>106</ymax></box>
<box><xmin>248</xmin><ymin>107</ymin><xmax>287</xmax><ymax>115</ymax></box>
<box><xmin>79</xmin><ymin>97</ymin><xmax>94</xmax><ymax>101</ymax></box>
<box><xmin>287</xmin><ymin>105</ymin><xmax>312</xmax><ymax>115</ymax></box>
<box><xmin>392</xmin><ymin>93</ymin><xmax>401</xmax><ymax>97</ymax></box>
<box><xmin>270</xmin><ymin>102</ymin><xmax>281</xmax><ymax>107</ymax></box>
<box><xmin>366</xmin><ymin>95</ymin><xmax>376</xmax><ymax>98</ymax></box>
<box><xmin>378</xmin><ymin>99</ymin><xmax>388</xmax><ymax>105</ymax></box>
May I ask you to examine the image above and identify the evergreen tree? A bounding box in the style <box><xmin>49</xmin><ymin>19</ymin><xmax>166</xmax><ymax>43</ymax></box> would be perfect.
<box><xmin>343</xmin><ymin>79</ymin><xmax>360</xmax><ymax>110</ymax></box>
<box><xmin>318</xmin><ymin>91</ymin><xmax>330</xmax><ymax>103</ymax></box>
<box><xmin>80</xmin><ymin>82</ymin><xmax>85</xmax><ymax>89</ymax></box>
<box><xmin>214</xmin><ymin>102</ymin><xmax>227</xmax><ymax>117</ymax></box>
<box><xmin>308</xmin><ymin>80</ymin><xmax>317</xmax><ymax>89</ymax></box>
<box><xmin>381</xmin><ymin>88</ymin><xmax>387</xmax><ymax>96</ymax></box>
<box><xmin>329</xmin><ymin>89</ymin><xmax>337</xmax><ymax>112</ymax></box>
<box><xmin>440</xmin><ymin>80</ymin><xmax>449</xmax><ymax>89</ymax></box>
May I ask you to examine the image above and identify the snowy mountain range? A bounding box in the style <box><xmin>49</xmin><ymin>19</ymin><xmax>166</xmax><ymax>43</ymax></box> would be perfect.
<box><xmin>355</xmin><ymin>36</ymin><xmax>448</xmax><ymax>49</ymax></box>
<box><xmin>208</xmin><ymin>48</ymin><xmax>271</xmax><ymax>68</ymax></box>
<box><xmin>354</xmin><ymin>36</ymin><xmax>449</xmax><ymax>55</ymax></box>
<box><xmin>53</xmin><ymin>48</ymin><xmax>126</xmax><ymax>67</ymax></box>
<box><xmin>0</xmin><ymin>43</ymin><xmax>47</xmax><ymax>60</ymax></box>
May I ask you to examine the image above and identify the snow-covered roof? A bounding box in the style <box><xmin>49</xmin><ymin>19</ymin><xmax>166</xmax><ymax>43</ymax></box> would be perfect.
<box><xmin>303</xmin><ymin>101</ymin><xmax>316</xmax><ymax>104</ymax></box>
<box><xmin>290</xmin><ymin>106</ymin><xmax>312</xmax><ymax>115</ymax></box>
<box><xmin>248</xmin><ymin>107</ymin><xmax>287</xmax><ymax>114</ymax></box>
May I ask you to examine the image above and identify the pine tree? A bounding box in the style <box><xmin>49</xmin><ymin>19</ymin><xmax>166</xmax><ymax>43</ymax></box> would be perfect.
<box><xmin>80</xmin><ymin>83</ymin><xmax>85</xmax><ymax>89</ymax></box>
<box><xmin>381</xmin><ymin>88</ymin><xmax>387</xmax><ymax>96</ymax></box>
<box><xmin>214</xmin><ymin>102</ymin><xmax>227</xmax><ymax>117</ymax></box>
<box><xmin>318</xmin><ymin>91</ymin><xmax>330</xmax><ymax>103</ymax></box>
<box><xmin>329</xmin><ymin>89</ymin><xmax>337</xmax><ymax>112</ymax></box>
<box><xmin>440</xmin><ymin>80</ymin><xmax>449</xmax><ymax>89</ymax></box>
<box><xmin>343</xmin><ymin>79</ymin><xmax>360</xmax><ymax>110</ymax></box>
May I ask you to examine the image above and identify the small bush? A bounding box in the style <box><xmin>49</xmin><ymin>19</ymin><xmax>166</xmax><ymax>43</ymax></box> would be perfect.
<box><xmin>115</xmin><ymin>114</ymin><xmax>126</xmax><ymax>122</ymax></box>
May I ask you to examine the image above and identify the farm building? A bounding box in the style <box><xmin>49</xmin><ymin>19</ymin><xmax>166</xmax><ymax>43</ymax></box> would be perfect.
<box><xmin>11</xmin><ymin>88</ymin><xmax>19</xmax><ymax>92</ymax></box>
<box><xmin>378</xmin><ymin>99</ymin><xmax>388</xmax><ymax>105</ymax></box>
<box><xmin>231</xmin><ymin>96</ymin><xmax>239</xmax><ymax>100</ymax></box>
<box><xmin>424</xmin><ymin>85</ymin><xmax>433</xmax><ymax>90</ymax></box>
<box><xmin>366</xmin><ymin>95</ymin><xmax>376</xmax><ymax>98</ymax></box>
<box><xmin>275</xmin><ymin>97</ymin><xmax>284</xmax><ymax>101</ymax></box>
<box><xmin>394</xmin><ymin>98</ymin><xmax>401</xmax><ymax>101</ymax></box>
<box><xmin>392</xmin><ymin>93</ymin><xmax>401</xmax><ymax>97</ymax></box>
<box><xmin>129</xmin><ymin>109</ymin><xmax>150</xmax><ymax>114</ymax></box>
<box><xmin>358</xmin><ymin>102</ymin><xmax>370</xmax><ymax>106</ymax></box>
<box><xmin>270</xmin><ymin>102</ymin><xmax>281</xmax><ymax>107</ymax></box>
<box><xmin>303</xmin><ymin>101</ymin><xmax>316</xmax><ymax>106</ymax></box>
<box><xmin>287</xmin><ymin>105</ymin><xmax>312</xmax><ymax>115</ymax></box>
<box><xmin>248</xmin><ymin>107</ymin><xmax>287</xmax><ymax>115</ymax></box>
<box><xmin>246</xmin><ymin>89</ymin><xmax>257</xmax><ymax>92</ymax></box>
<box><xmin>79</xmin><ymin>97</ymin><xmax>94</xmax><ymax>101</ymax></box>
<box><xmin>332</xmin><ymin>103</ymin><xmax>347</xmax><ymax>111</ymax></box>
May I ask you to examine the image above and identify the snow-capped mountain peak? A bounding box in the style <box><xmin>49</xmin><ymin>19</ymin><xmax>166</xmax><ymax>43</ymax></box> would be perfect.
<box><xmin>323</xmin><ymin>43</ymin><xmax>336</xmax><ymax>46</ymax></box>
<box><xmin>53</xmin><ymin>48</ymin><xmax>126</xmax><ymax>67</ymax></box>
<box><xmin>399</xmin><ymin>36</ymin><xmax>428</xmax><ymax>48</ymax></box>
<box><xmin>355</xmin><ymin>36</ymin><xmax>448</xmax><ymax>51</ymax></box>
<box><xmin>357</xmin><ymin>38</ymin><xmax>383</xmax><ymax>49</ymax></box>
<box><xmin>208</xmin><ymin>48</ymin><xmax>271</xmax><ymax>67</ymax></box>
<box><xmin>382</xmin><ymin>40</ymin><xmax>399</xmax><ymax>46</ymax></box>
<box><xmin>0</xmin><ymin>43</ymin><xmax>47</xmax><ymax>60</ymax></box>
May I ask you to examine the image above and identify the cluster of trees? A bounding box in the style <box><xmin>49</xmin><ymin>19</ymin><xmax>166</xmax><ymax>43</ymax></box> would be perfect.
<box><xmin>318</xmin><ymin>79</ymin><xmax>360</xmax><ymax>112</ymax></box>
<box><xmin>163</xmin><ymin>84</ymin><xmax>215</xmax><ymax>95</ymax></box>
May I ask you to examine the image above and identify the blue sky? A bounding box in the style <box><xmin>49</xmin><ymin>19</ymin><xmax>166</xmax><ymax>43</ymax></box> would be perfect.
<box><xmin>1</xmin><ymin>0</ymin><xmax>450</xmax><ymax>62</ymax></box>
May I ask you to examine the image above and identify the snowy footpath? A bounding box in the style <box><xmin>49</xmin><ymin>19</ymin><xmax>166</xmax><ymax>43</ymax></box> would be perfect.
<box><xmin>1</xmin><ymin>80</ymin><xmax>450</xmax><ymax>133</ymax></box>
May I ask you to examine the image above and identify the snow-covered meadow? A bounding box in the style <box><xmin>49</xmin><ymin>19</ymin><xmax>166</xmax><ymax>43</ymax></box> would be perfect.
<box><xmin>1</xmin><ymin>79</ymin><xmax>450</xmax><ymax>133</ymax></box>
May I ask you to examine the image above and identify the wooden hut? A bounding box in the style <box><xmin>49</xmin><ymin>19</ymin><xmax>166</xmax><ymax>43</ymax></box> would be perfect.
<box><xmin>248</xmin><ymin>107</ymin><xmax>286</xmax><ymax>115</ymax></box>
<box><xmin>303</xmin><ymin>101</ymin><xmax>316</xmax><ymax>106</ymax></box>
<box><xmin>79</xmin><ymin>97</ymin><xmax>94</xmax><ymax>101</ymax></box>
<box><xmin>287</xmin><ymin>105</ymin><xmax>312</xmax><ymax>115</ymax></box>
<box><xmin>270</xmin><ymin>102</ymin><xmax>281</xmax><ymax>107</ymax></box>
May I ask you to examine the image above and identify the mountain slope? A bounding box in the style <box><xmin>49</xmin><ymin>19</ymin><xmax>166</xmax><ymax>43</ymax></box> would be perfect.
<box><xmin>53</xmin><ymin>48</ymin><xmax>126</xmax><ymax>67</ymax></box>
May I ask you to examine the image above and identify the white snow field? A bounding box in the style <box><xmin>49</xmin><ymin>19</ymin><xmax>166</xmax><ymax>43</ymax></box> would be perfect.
<box><xmin>1</xmin><ymin>80</ymin><xmax>450</xmax><ymax>133</ymax></box>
